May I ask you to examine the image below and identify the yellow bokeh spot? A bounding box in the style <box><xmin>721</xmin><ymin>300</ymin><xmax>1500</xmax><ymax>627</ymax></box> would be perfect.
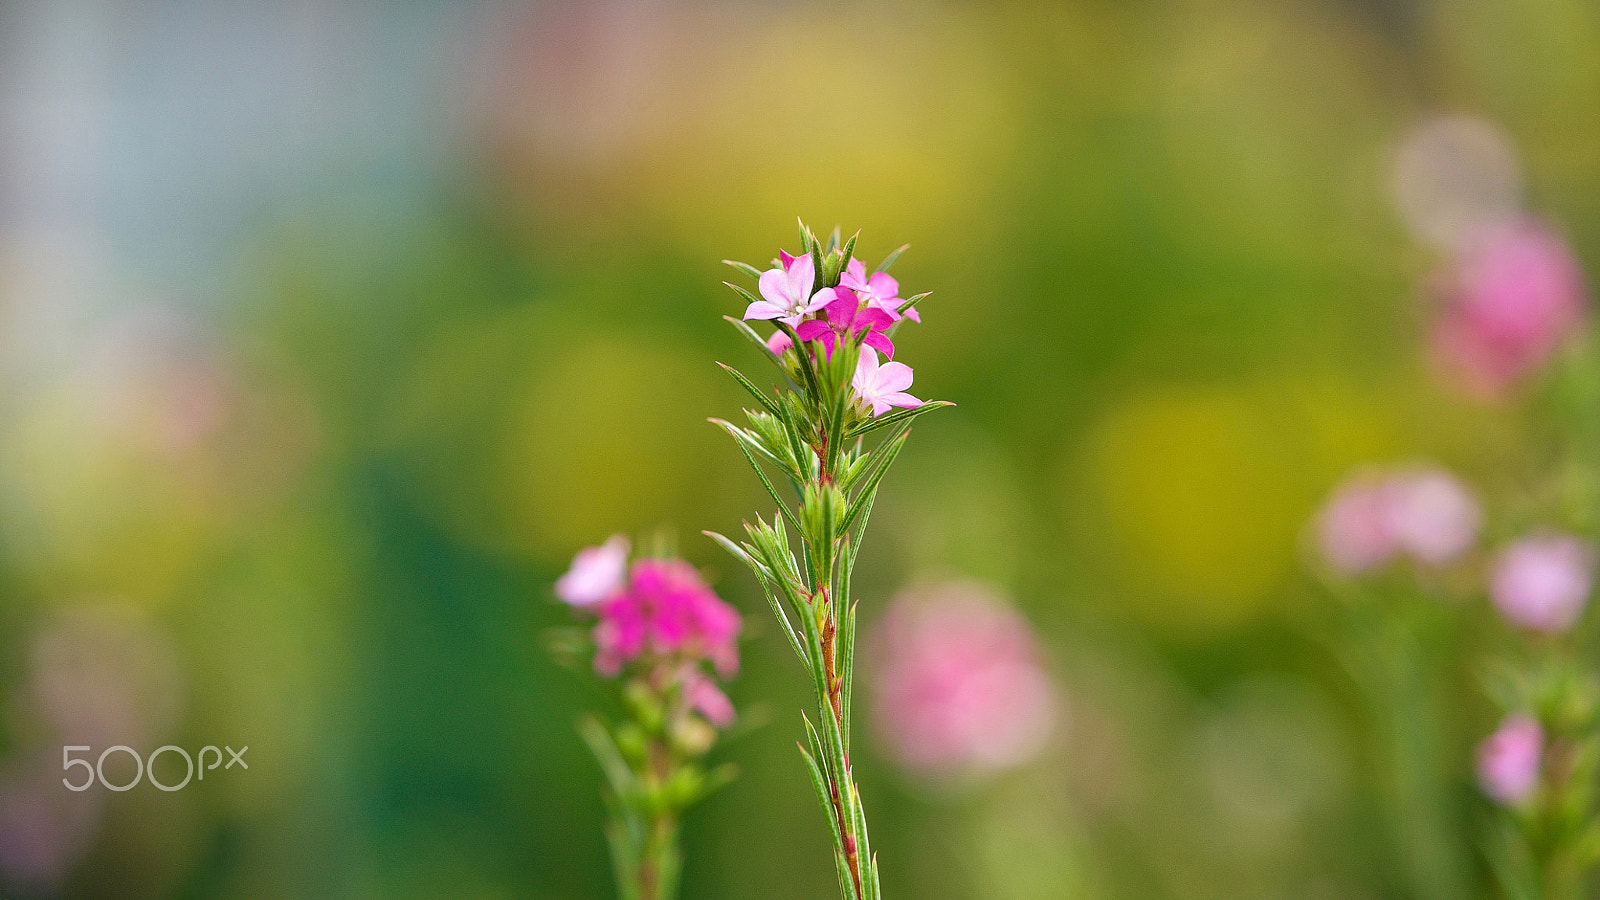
<box><xmin>1083</xmin><ymin>388</ymin><xmax>1305</xmax><ymax>629</ymax></box>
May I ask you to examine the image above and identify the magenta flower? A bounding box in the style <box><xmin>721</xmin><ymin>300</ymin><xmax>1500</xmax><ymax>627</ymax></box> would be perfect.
<box><xmin>1477</xmin><ymin>714</ymin><xmax>1543</xmax><ymax>805</ymax></box>
<box><xmin>555</xmin><ymin>535</ymin><xmax>631</xmax><ymax>607</ymax></box>
<box><xmin>1317</xmin><ymin>466</ymin><xmax>1480</xmax><ymax>574</ymax></box>
<box><xmin>795</xmin><ymin>290</ymin><xmax>896</xmax><ymax>359</ymax></box>
<box><xmin>593</xmin><ymin>558</ymin><xmax>742</xmax><ymax>677</ymax></box>
<box><xmin>1430</xmin><ymin>220</ymin><xmax>1588</xmax><ymax>398</ymax></box>
<box><xmin>852</xmin><ymin>349</ymin><xmax>922</xmax><ymax>417</ymax></box>
<box><xmin>869</xmin><ymin>582</ymin><xmax>1056</xmax><ymax>778</ymax></box>
<box><xmin>840</xmin><ymin>259</ymin><xmax>919</xmax><ymax>323</ymax></box>
<box><xmin>1490</xmin><ymin>533</ymin><xmax>1594</xmax><ymax>633</ymax></box>
<box><xmin>743</xmin><ymin>252</ymin><xmax>837</xmax><ymax>324</ymax></box>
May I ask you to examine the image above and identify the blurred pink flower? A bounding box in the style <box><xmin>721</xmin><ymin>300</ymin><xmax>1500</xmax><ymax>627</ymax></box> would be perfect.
<box><xmin>0</xmin><ymin>753</ymin><xmax>101</xmax><ymax>889</ymax></box>
<box><xmin>869</xmin><ymin>582</ymin><xmax>1057</xmax><ymax>778</ymax></box>
<box><xmin>1317</xmin><ymin>466</ymin><xmax>1480</xmax><ymax>574</ymax></box>
<box><xmin>555</xmin><ymin>535</ymin><xmax>631</xmax><ymax>607</ymax></box>
<box><xmin>593</xmin><ymin>558</ymin><xmax>742</xmax><ymax>677</ymax></box>
<box><xmin>852</xmin><ymin>350</ymin><xmax>922</xmax><ymax>417</ymax></box>
<box><xmin>684</xmin><ymin>670</ymin><xmax>736</xmax><ymax>728</ymax></box>
<box><xmin>766</xmin><ymin>330</ymin><xmax>793</xmax><ymax>356</ymax></box>
<box><xmin>1477</xmin><ymin>714</ymin><xmax>1543</xmax><ymax>805</ymax></box>
<box><xmin>1317</xmin><ymin>474</ymin><xmax>1396</xmax><ymax>574</ymax></box>
<box><xmin>1490</xmin><ymin>534</ymin><xmax>1594</xmax><ymax>633</ymax></box>
<box><xmin>1387</xmin><ymin>468</ymin><xmax>1482</xmax><ymax>565</ymax></box>
<box><xmin>744</xmin><ymin>253</ymin><xmax>836</xmax><ymax>324</ymax></box>
<box><xmin>840</xmin><ymin>259</ymin><xmax>919</xmax><ymax>323</ymax></box>
<box><xmin>795</xmin><ymin>289</ymin><xmax>896</xmax><ymax>360</ymax></box>
<box><xmin>1430</xmin><ymin>220</ymin><xmax>1588</xmax><ymax>398</ymax></box>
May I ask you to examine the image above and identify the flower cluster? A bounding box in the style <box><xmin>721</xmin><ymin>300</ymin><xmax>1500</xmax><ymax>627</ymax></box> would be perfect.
<box><xmin>556</xmin><ymin>536</ymin><xmax>741</xmax><ymax>724</ymax></box>
<box><xmin>1316</xmin><ymin>465</ymin><xmax>1481</xmax><ymax>575</ymax></box>
<box><xmin>553</xmin><ymin>537</ymin><xmax>744</xmax><ymax>900</ymax></box>
<box><xmin>868</xmin><ymin>582</ymin><xmax>1057</xmax><ymax>779</ymax></box>
<box><xmin>734</xmin><ymin>238</ymin><xmax>926</xmax><ymax>418</ymax></box>
<box><xmin>1429</xmin><ymin>219</ymin><xmax>1588</xmax><ymax>398</ymax></box>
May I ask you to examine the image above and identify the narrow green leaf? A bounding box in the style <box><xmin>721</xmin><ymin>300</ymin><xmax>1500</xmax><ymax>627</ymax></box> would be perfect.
<box><xmin>777</xmin><ymin>320</ymin><xmax>821</xmax><ymax>408</ymax></box>
<box><xmin>841</xmin><ymin>422</ymin><xmax>908</xmax><ymax>494</ymax></box>
<box><xmin>715</xmin><ymin>419</ymin><xmax>803</xmax><ymax>532</ymax></box>
<box><xmin>702</xmin><ymin>530</ymin><xmax>772</xmax><ymax>581</ymax></box>
<box><xmin>724</xmin><ymin>280</ymin><xmax>765</xmax><ymax>309</ymax></box>
<box><xmin>840</xmin><ymin>601</ymin><xmax>857</xmax><ymax>753</ymax></box>
<box><xmin>577</xmin><ymin>715</ymin><xmax>637</xmax><ymax>799</ymax></box>
<box><xmin>722</xmin><ymin>259</ymin><xmax>764</xmax><ymax>280</ymax></box>
<box><xmin>844</xmin><ymin>400</ymin><xmax>954</xmax><ymax>439</ymax></box>
<box><xmin>840</xmin><ymin>430</ymin><xmax>909</xmax><ymax>534</ymax></box>
<box><xmin>839</xmin><ymin>230</ymin><xmax>859</xmax><ymax>278</ymax></box>
<box><xmin>876</xmin><ymin>243</ymin><xmax>909</xmax><ymax>274</ymax></box>
<box><xmin>899</xmin><ymin>291</ymin><xmax>931</xmax><ymax>314</ymax></box>
<box><xmin>827</xmin><ymin>225</ymin><xmax>841</xmax><ymax>254</ymax></box>
<box><xmin>798</xmin><ymin>738</ymin><xmax>854</xmax><ymax>900</ymax></box>
<box><xmin>717</xmin><ymin>362</ymin><xmax>781</xmax><ymax>416</ymax></box>
<box><xmin>722</xmin><ymin>315</ymin><xmax>783</xmax><ymax>361</ymax></box>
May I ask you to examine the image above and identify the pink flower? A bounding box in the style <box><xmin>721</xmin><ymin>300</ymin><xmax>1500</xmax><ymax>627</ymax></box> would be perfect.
<box><xmin>766</xmin><ymin>330</ymin><xmax>793</xmax><ymax>356</ymax></box>
<box><xmin>743</xmin><ymin>252</ymin><xmax>837</xmax><ymax>324</ymax></box>
<box><xmin>1477</xmin><ymin>714</ymin><xmax>1543</xmax><ymax>805</ymax></box>
<box><xmin>1490</xmin><ymin>534</ymin><xmax>1594</xmax><ymax>633</ymax></box>
<box><xmin>593</xmin><ymin>558</ymin><xmax>741</xmax><ymax>677</ymax></box>
<box><xmin>852</xmin><ymin>350</ymin><xmax>922</xmax><ymax>417</ymax></box>
<box><xmin>1430</xmin><ymin>220</ymin><xmax>1588</xmax><ymax>398</ymax></box>
<box><xmin>795</xmin><ymin>289</ymin><xmax>896</xmax><ymax>359</ymax></box>
<box><xmin>1318</xmin><ymin>474</ymin><xmax>1396</xmax><ymax>574</ymax></box>
<box><xmin>841</xmin><ymin>259</ymin><xmax>919</xmax><ymax>323</ymax></box>
<box><xmin>869</xmin><ymin>582</ymin><xmax>1057</xmax><ymax>778</ymax></box>
<box><xmin>555</xmin><ymin>535</ymin><xmax>631</xmax><ymax>607</ymax></box>
<box><xmin>684</xmin><ymin>670</ymin><xmax>736</xmax><ymax>727</ymax></box>
<box><xmin>1387</xmin><ymin>468</ymin><xmax>1482</xmax><ymax>565</ymax></box>
<box><xmin>1316</xmin><ymin>466</ymin><xmax>1479</xmax><ymax>574</ymax></box>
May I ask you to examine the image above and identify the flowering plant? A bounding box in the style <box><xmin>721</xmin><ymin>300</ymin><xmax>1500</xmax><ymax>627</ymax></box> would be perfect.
<box><xmin>707</xmin><ymin>221</ymin><xmax>950</xmax><ymax>900</ymax></box>
<box><xmin>1314</xmin><ymin>127</ymin><xmax>1600</xmax><ymax>900</ymax></box>
<box><xmin>553</xmin><ymin>536</ymin><xmax>742</xmax><ymax>900</ymax></box>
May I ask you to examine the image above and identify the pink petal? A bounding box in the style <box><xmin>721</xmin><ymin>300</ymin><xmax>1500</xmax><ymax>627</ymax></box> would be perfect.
<box><xmin>871</xmin><ymin>397</ymin><xmax>893</xmax><ymax>416</ymax></box>
<box><xmin>795</xmin><ymin>319</ymin><xmax>831</xmax><ymax>341</ymax></box>
<box><xmin>780</xmin><ymin>249</ymin><xmax>797</xmax><ymax>267</ymax></box>
<box><xmin>883</xmin><ymin>391</ymin><xmax>923</xmax><ymax>410</ymax></box>
<box><xmin>825</xmin><ymin>290</ymin><xmax>860</xmax><ymax>326</ymax></box>
<box><xmin>766</xmin><ymin>331</ymin><xmax>793</xmax><ymax>355</ymax></box>
<box><xmin>758</xmin><ymin>267</ymin><xmax>791</xmax><ymax>306</ymax></box>
<box><xmin>855</xmin><ymin>347</ymin><xmax>881</xmax><ymax>384</ymax></box>
<box><xmin>743</xmin><ymin>301</ymin><xmax>783</xmax><ymax>320</ymax></box>
<box><xmin>863</xmin><ymin>331</ymin><xmax>895</xmax><ymax>358</ymax></box>
<box><xmin>787</xmin><ymin>255</ymin><xmax>815</xmax><ymax>302</ymax></box>
<box><xmin>803</xmin><ymin>286</ymin><xmax>837</xmax><ymax>315</ymax></box>
<box><xmin>901</xmin><ymin>304</ymin><xmax>921</xmax><ymax>324</ymax></box>
<box><xmin>869</xmin><ymin>272</ymin><xmax>900</xmax><ymax>302</ymax></box>
<box><xmin>855</xmin><ymin>307</ymin><xmax>895</xmax><ymax>332</ymax></box>
<box><xmin>875</xmin><ymin>361</ymin><xmax>915</xmax><ymax>394</ymax></box>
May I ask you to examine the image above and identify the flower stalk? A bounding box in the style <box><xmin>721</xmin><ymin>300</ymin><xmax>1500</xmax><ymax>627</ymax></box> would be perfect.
<box><xmin>708</xmin><ymin>221</ymin><xmax>948</xmax><ymax>900</ymax></box>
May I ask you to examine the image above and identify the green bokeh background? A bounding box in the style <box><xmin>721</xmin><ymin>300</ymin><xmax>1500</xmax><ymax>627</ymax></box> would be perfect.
<box><xmin>1</xmin><ymin>0</ymin><xmax>1598</xmax><ymax>896</ymax></box>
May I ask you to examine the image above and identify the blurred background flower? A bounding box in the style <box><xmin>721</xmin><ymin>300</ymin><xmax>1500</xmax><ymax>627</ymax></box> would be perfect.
<box><xmin>0</xmin><ymin>0</ymin><xmax>1598</xmax><ymax>896</ymax></box>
